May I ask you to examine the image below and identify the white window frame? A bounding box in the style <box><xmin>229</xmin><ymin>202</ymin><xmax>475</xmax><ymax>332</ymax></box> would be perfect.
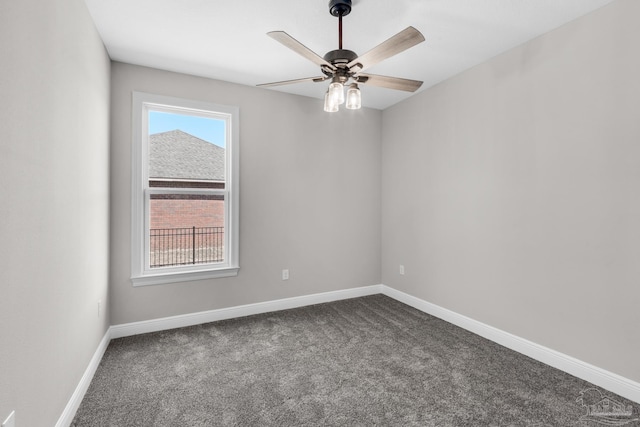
<box><xmin>131</xmin><ymin>92</ymin><xmax>239</xmax><ymax>286</ymax></box>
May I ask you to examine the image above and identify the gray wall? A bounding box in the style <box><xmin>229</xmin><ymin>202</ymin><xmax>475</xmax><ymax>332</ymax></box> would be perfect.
<box><xmin>381</xmin><ymin>0</ymin><xmax>640</xmax><ymax>383</ymax></box>
<box><xmin>2</xmin><ymin>1</ymin><xmax>637</xmax><ymax>423</ymax></box>
<box><xmin>0</xmin><ymin>0</ymin><xmax>111</xmax><ymax>426</ymax></box>
<box><xmin>110</xmin><ymin>63</ymin><xmax>382</xmax><ymax>324</ymax></box>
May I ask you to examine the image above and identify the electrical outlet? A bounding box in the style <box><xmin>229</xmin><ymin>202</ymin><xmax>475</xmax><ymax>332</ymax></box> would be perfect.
<box><xmin>399</xmin><ymin>265</ymin><xmax>405</xmax><ymax>275</ymax></box>
<box><xmin>2</xmin><ymin>411</ymin><xmax>15</xmax><ymax>427</ymax></box>
<box><xmin>97</xmin><ymin>299</ymin><xmax>102</xmax><ymax>318</ymax></box>
<box><xmin>282</xmin><ymin>269</ymin><xmax>289</xmax><ymax>280</ymax></box>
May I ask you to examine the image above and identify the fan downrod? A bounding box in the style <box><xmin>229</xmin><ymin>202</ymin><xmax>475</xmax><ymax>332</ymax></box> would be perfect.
<box><xmin>328</xmin><ymin>0</ymin><xmax>351</xmax><ymax>17</ymax></box>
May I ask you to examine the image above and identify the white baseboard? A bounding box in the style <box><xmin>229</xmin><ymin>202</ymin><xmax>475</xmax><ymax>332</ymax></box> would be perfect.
<box><xmin>56</xmin><ymin>328</ymin><xmax>111</xmax><ymax>427</ymax></box>
<box><xmin>380</xmin><ymin>285</ymin><xmax>640</xmax><ymax>404</ymax></box>
<box><xmin>110</xmin><ymin>284</ymin><xmax>384</xmax><ymax>339</ymax></box>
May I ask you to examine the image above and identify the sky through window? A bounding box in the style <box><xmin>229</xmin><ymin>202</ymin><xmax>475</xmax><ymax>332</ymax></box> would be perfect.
<box><xmin>149</xmin><ymin>111</ymin><xmax>226</xmax><ymax>148</ymax></box>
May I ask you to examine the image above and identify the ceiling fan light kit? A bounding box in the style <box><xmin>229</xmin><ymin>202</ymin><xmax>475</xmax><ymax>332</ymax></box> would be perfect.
<box><xmin>324</xmin><ymin>90</ymin><xmax>339</xmax><ymax>112</ymax></box>
<box><xmin>326</xmin><ymin>77</ymin><xmax>345</xmax><ymax>109</ymax></box>
<box><xmin>345</xmin><ymin>83</ymin><xmax>361</xmax><ymax>110</ymax></box>
<box><xmin>259</xmin><ymin>0</ymin><xmax>425</xmax><ymax>112</ymax></box>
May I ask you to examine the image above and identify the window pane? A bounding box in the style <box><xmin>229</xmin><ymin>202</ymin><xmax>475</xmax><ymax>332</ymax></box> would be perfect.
<box><xmin>149</xmin><ymin>194</ymin><xmax>225</xmax><ymax>268</ymax></box>
<box><xmin>148</xmin><ymin>111</ymin><xmax>226</xmax><ymax>188</ymax></box>
<box><xmin>147</xmin><ymin>109</ymin><xmax>227</xmax><ymax>269</ymax></box>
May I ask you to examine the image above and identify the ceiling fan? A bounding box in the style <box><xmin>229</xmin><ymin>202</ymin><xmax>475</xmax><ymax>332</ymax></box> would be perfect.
<box><xmin>258</xmin><ymin>0</ymin><xmax>425</xmax><ymax>111</ymax></box>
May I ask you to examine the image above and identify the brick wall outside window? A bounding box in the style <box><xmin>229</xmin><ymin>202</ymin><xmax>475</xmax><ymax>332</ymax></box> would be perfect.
<box><xmin>150</xmin><ymin>195</ymin><xmax>224</xmax><ymax>229</ymax></box>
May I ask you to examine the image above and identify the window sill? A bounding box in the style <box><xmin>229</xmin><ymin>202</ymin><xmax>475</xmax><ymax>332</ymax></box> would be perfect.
<box><xmin>131</xmin><ymin>266</ymin><xmax>239</xmax><ymax>287</ymax></box>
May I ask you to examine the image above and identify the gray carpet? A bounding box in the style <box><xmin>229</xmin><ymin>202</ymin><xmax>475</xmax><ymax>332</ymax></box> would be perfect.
<box><xmin>72</xmin><ymin>295</ymin><xmax>639</xmax><ymax>426</ymax></box>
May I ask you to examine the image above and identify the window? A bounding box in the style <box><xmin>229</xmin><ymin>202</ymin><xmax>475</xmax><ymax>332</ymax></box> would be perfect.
<box><xmin>131</xmin><ymin>92</ymin><xmax>239</xmax><ymax>286</ymax></box>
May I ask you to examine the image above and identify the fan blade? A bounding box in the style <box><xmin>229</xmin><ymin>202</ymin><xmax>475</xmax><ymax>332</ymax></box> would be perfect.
<box><xmin>268</xmin><ymin>31</ymin><xmax>336</xmax><ymax>70</ymax></box>
<box><xmin>357</xmin><ymin>73</ymin><xmax>423</xmax><ymax>92</ymax></box>
<box><xmin>347</xmin><ymin>27</ymin><xmax>425</xmax><ymax>72</ymax></box>
<box><xmin>257</xmin><ymin>76</ymin><xmax>328</xmax><ymax>88</ymax></box>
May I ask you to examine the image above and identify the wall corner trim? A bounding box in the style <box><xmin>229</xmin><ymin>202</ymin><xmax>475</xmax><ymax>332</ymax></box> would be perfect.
<box><xmin>55</xmin><ymin>328</ymin><xmax>112</xmax><ymax>427</ymax></box>
<box><xmin>380</xmin><ymin>285</ymin><xmax>640</xmax><ymax>404</ymax></box>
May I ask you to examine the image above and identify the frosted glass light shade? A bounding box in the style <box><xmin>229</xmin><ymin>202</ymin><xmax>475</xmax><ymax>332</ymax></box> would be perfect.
<box><xmin>324</xmin><ymin>90</ymin><xmax>339</xmax><ymax>112</ymax></box>
<box><xmin>345</xmin><ymin>84</ymin><xmax>361</xmax><ymax>110</ymax></box>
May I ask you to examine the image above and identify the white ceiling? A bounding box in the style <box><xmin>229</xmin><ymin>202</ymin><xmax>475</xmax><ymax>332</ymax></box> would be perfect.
<box><xmin>84</xmin><ymin>0</ymin><xmax>615</xmax><ymax>110</ymax></box>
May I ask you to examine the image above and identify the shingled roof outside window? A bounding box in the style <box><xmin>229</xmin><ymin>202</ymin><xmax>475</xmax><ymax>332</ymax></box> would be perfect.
<box><xmin>149</xmin><ymin>129</ymin><xmax>225</xmax><ymax>182</ymax></box>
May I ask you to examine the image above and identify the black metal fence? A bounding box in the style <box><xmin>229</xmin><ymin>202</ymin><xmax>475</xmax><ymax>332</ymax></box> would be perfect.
<box><xmin>150</xmin><ymin>226</ymin><xmax>224</xmax><ymax>268</ymax></box>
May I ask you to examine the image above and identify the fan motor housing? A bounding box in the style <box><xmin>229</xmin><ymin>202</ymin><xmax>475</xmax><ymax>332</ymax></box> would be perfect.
<box><xmin>323</xmin><ymin>49</ymin><xmax>358</xmax><ymax>66</ymax></box>
<box><xmin>329</xmin><ymin>0</ymin><xmax>352</xmax><ymax>17</ymax></box>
